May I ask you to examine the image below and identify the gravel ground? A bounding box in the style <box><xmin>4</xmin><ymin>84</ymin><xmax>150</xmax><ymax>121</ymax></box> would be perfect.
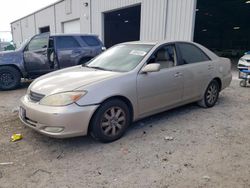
<box><xmin>0</xmin><ymin>68</ymin><xmax>249</xmax><ymax>188</ymax></box>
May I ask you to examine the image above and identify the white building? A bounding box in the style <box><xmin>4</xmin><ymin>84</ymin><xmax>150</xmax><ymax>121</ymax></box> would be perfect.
<box><xmin>11</xmin><ymin>0</ymin><xmax>250</xmax><ymax>56</ymax></box>
<box><xmin>11</xmin><ymin>0</ymin><xmax>196</xmax><ymax>48</ymax></box>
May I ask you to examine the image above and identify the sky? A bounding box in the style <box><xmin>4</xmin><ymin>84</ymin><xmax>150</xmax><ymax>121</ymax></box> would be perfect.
<box><xmin>0</xmin><ymin>0</ymin><xmax>58</xmax><ymax>42</ymax></box>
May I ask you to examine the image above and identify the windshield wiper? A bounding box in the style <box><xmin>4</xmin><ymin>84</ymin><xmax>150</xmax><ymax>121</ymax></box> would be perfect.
<box><xmin>83</xmin><ymin>65</ymin><xmax>109</xmax><ymax>71</ymax></box>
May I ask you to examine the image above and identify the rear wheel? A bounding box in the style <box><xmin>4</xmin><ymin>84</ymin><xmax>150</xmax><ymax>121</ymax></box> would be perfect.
<box><xmin>90</xmin><ymin>99</ymin><xmax>130</xmax><ymax>143</ymax></box>
<box><xmin>198</xmin><ymin>80</ymin><xmax>220</xmax><ymax>108</ymax></box>
<box><xmin>0</xmin><ymin>66</ymin><xmax>21</xmax><ymax>90</ymax></box>
<box><xmin>240</xmin><ymin>80</ymin><xmax>247</xmax><ymax>87</ymax></box>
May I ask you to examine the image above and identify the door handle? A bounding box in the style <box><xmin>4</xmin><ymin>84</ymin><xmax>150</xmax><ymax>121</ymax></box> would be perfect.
<box><xmin>208</xmin><ymin>65</ymin><xmax>214</xmax><ymax>70</ymax></box>
<box><xmin>73</xmin><ymin>50</ymin><xmax>81</xmax><ymax>54</ymax></box>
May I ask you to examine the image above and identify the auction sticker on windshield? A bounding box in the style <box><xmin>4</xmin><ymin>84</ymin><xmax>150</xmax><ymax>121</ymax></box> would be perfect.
<box><xmin>130</xmin><ymin>50</ymin><xmax>147</xmax><ymax>56</ymax></box>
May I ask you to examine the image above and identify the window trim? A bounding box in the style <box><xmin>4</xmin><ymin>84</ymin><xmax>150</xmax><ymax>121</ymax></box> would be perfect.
<box><xmin>25</xmin><ymin>35</ymin><xmax>49</xmax><ymax>52</ymax></box>
<box><xmin>176</xmin><ymin>42</ymin><xmax>211</xmax><ymax>65</ymax></box>
<box><xmin>145</xmin><ymin>43</ymin><xmax>180</xmax><ymax>70</ymax></box>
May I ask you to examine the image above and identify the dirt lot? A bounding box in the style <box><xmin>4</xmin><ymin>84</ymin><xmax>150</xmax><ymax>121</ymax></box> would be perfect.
<box><xmin>0</xmin><ymin>69</ymin><xmax>249</xmax><ymax>188</ymax></box>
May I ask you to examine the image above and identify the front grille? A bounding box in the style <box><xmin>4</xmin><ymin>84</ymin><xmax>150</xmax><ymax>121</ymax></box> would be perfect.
<box><xmin>29</xmin><ymin>91</ymin><xmax>45</xmax><ymax>102</ymax></box>
<box><xmin>238</xmin><ymin>64</ymin><xmax>247</xmax><ymax>68</ymax></box>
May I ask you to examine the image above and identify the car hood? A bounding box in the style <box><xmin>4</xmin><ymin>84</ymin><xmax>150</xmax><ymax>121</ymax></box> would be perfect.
<box><xmin>29</xmin><ymin>66</ymin><xmax>121</xmax><ymax>95</ymax></box>
<box><xmin>0</xmin><ymin>50</ymin><xmax>22</xmax><ymax>64</ymax></box>
<box><xmin>242</xmin><ymin>54</ymin><xmax>250</xmax><ymax>60</ymax></box>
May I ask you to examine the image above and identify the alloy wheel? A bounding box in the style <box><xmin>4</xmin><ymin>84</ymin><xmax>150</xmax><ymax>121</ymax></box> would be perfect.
<box><xmin>206</xmin><ymin>82</ymin><xmax>218</xmax><ymax>105</ymax></box>
<box><xmin>0</xmin><ymin>72</ymin><xmax>14</xmax><ymax>87</ymax></box>
<box><xmin>101</xmin><ymin>107</ymin><xmax>126</xmax><ymax>137</ymax></box>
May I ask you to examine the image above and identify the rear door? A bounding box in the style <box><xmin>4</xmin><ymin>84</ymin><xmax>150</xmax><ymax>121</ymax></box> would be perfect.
<box><xmin>55</xmin><ymin>36</ymin><xmax>82</xmax><ymax>68</ymax></box>
<box><xmin>176</xmin><ymin>42</ymin><xmax>213</xmax><ymax>101</ymax></box>
<box><xmin>81</xmin><ymin>36</ymin><xmax>104</xmax><ymax>56</ymax></box>
<box><xmin>23</xmin><ymin>33</ymin><xmax>51</xmax><ymax>75</ymax></box>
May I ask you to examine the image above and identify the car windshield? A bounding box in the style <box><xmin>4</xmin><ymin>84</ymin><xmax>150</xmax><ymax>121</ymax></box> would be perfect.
<box><xmin>86</xmin><ymin>44</ymin><xmax>154</xmax><ymax>72</ymax></box>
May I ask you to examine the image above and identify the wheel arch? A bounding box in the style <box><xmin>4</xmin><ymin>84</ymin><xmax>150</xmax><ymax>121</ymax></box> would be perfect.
<box><xmin>0</xmin><ymin>64</ymin><xmax>24</xmax><ymax>77</ymax></box>
<box><xmin>213</xmin><ymin>77</ymin><xmax>222</xmax><ymax>91</ymax></box>
<box><xmin>87</xmin><ymin>95</ymin><xmax>134</xmax><ymax>135</ymax></box>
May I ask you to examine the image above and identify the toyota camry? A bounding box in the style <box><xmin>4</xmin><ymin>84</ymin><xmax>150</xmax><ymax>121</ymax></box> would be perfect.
<box><xmin>19</xmin><ymin>41</ymin><xmax>232</xmax><ymax>142</ymax></box>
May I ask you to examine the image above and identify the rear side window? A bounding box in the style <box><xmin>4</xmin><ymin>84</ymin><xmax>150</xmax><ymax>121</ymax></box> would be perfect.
<box><xmin>56</xmin><ymin>36</ymin><xmax>80</xmax><ymax>49</ymax></box>
<box><xmin>81</xmin><ymin>36</ymin><xmax>100</xmax><ymax>46</ymax></box>
<box><xmin>178</xmin><ymin>43</ymin><xmax>210</xmax><ymax>64</ymax></box>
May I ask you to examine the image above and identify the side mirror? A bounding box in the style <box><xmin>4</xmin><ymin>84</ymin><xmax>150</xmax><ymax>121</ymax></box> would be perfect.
<box><xmin>141</xmin><ymin>63</ymin><xmax>160</xmax><ymax>73</ymax></box>
<box><xmin>102</xmin><ymin>47</ymin><xmax>106</xmax><ymax>51</ymax></box>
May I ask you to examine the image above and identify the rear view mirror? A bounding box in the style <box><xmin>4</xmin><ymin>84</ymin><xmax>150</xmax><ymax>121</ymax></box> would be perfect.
<box><xmin>141</xmin><ymin>63</ymin><xmax>160</xmax><ymax>73</ymax></box>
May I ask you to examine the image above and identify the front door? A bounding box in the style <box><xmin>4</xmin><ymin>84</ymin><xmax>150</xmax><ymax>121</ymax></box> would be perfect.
<box><xmin>23</xmin><ymin>33</ymin><xmax>51</xmax><ymax>76</ymax></box>
<box><xmin>137</xmin><ymin>44</ymin><xmax>184</xmax><ymax>117</ymax></box>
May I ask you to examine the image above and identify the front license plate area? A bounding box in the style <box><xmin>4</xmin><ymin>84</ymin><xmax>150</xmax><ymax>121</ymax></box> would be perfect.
<box><xmin>19</xmin><ymin>107</ymin><xmax>26</xmax><ymax>119</ymax></box>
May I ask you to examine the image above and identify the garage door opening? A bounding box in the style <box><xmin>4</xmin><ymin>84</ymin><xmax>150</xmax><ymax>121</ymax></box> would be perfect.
<box><xmin>63</xmin><ymin>19</ymin><xmax>80</xmax><ymax>34</ymax></box>
<box><xmin>39</xmin><ymin>26</ymin><xmax>50</xmax><ymax>33</ymax></box>
<box><xmin>194</xmin><ymin>0</ymin><xmax>250</xmax><ymax>58</ymax></box>
<box><xmin>104</xmin><ymin>5</ymin><xmax>141</xmax><ymax>48</ymax></box>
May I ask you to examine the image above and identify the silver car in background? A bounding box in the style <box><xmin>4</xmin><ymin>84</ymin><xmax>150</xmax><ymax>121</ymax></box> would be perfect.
<box><xmin>19</xmin><ymin>41</ymin><xmax>232</xmax><ymax>142</ymax></box>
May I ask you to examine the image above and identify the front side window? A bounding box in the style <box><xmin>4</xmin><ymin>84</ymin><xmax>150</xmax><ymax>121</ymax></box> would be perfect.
<box><xmin>27</xmin><ymin>35</ymin><xmax>48</xmax><ymax>51</ymax></box>
<box><xmin>148</xmin><ymin>45</ymin><xmax>177</xmax><ymax>69</ymax></box>
<box><xmin>178</xmin><ymin>43</ymin><xmax>210</xmax><ymax>64</ymax></box>
<box><xmin>87</xmin><ymin>44</ymin><xmax>153</xmax><ymax>72</ymax></box>
<box><xmin>56</xmin><ymin>36</ymin><xmax>80</xmax><ymax>49</ymax></box>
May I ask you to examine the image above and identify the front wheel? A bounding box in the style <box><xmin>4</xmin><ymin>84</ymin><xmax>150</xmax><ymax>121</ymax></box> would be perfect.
<box><xmin>198</xmin><ymin>80</ymin><xmax>220</xmax><ymax>108</ymax></box>
<box><xmin>0</xmin><ymin>66</ymin><xmax>21</xmax><ymax>90</ymax></box>
<box><xmin>90</xmin><ymin>99</ymin><xmax>130</xmax><ymax>143</ymax></box>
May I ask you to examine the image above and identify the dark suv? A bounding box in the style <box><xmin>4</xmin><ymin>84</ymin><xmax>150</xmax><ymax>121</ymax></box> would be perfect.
<box><xmin>0</xmin><ymin>33</ymin><xmax>105</xmax><ymax>90</ymax></box>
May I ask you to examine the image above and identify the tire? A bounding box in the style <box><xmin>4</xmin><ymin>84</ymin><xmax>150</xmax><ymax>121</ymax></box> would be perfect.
<box><xmin>0</xmin><ymin>66</ymin><xmax>21</xmax><ymax>90</ymax></box>
<box><xmin>198</xmin><ymin>80</ymin><xmax>220</xmax><ymax>108</ymax></box>
<box><xmin>90</xmin><ymin>99</ymin><xmax>130</xmax><ymax>143</ymax></box>
<box><xmin>240</xmin><ymin>80</ymin><xmax>247</xmax><ymax>87</ymax></box>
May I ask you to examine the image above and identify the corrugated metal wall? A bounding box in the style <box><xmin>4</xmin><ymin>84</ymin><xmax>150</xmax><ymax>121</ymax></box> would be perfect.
<box><xmin>91</xmin><ymin>0</ymin><xmax>197</xmax><ymax>42</ymax></box>
<box><xmin>11</xmin><ymin>21</ymin><xmax>23</xmax><ymax>47</ymax></box>
<box><xmin>11</xmin><ymin>0</ymin><xmax>197</xmax><ymax>47</ymax></box>
<box><xmin>166</xmin><ymin>0</ymin><xmax>197</xmax><ymax>41</ymax></box>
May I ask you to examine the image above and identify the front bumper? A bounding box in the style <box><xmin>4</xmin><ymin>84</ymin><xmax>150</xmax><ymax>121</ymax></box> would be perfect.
<box><xmin>19</xmin><ymin>95</ymin><xmax>99</xmax><ymax>138</ymax></box>
<box><xmin>239</xmin><ymin>70</ymin><xmax>250</xmax><ymax>79</ymax></box>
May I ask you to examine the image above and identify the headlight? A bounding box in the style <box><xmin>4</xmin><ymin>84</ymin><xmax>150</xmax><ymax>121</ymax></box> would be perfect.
<box><xmin>40</xmin><ymin>91</ymin><xmax>87</xmax><ymax>106</ymax></box>
<box><xmin>240</xmin><ymin>58</ymin><xmax>246</xmax><ymax>62</ymax></box>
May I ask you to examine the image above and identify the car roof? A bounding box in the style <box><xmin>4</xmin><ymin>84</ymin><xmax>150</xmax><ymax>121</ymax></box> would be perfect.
<box><xmin>122</xmin><ymin>40</ymin><xmax>197</xmax><ymax>46</ymax></box>
<box><xmin>50</xmin><ymin>33</ymin><xmax>98</xmax><ymax>37</ymax></box>
<box><xmin>123</xmin><ymin>41</ymin><xmax>158</xmax><ymax>45</ymax></box>
<box><xmin>122</xmin><ymin>40</ymin><xmax>218</xmax><ymax>60</ymax></box>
